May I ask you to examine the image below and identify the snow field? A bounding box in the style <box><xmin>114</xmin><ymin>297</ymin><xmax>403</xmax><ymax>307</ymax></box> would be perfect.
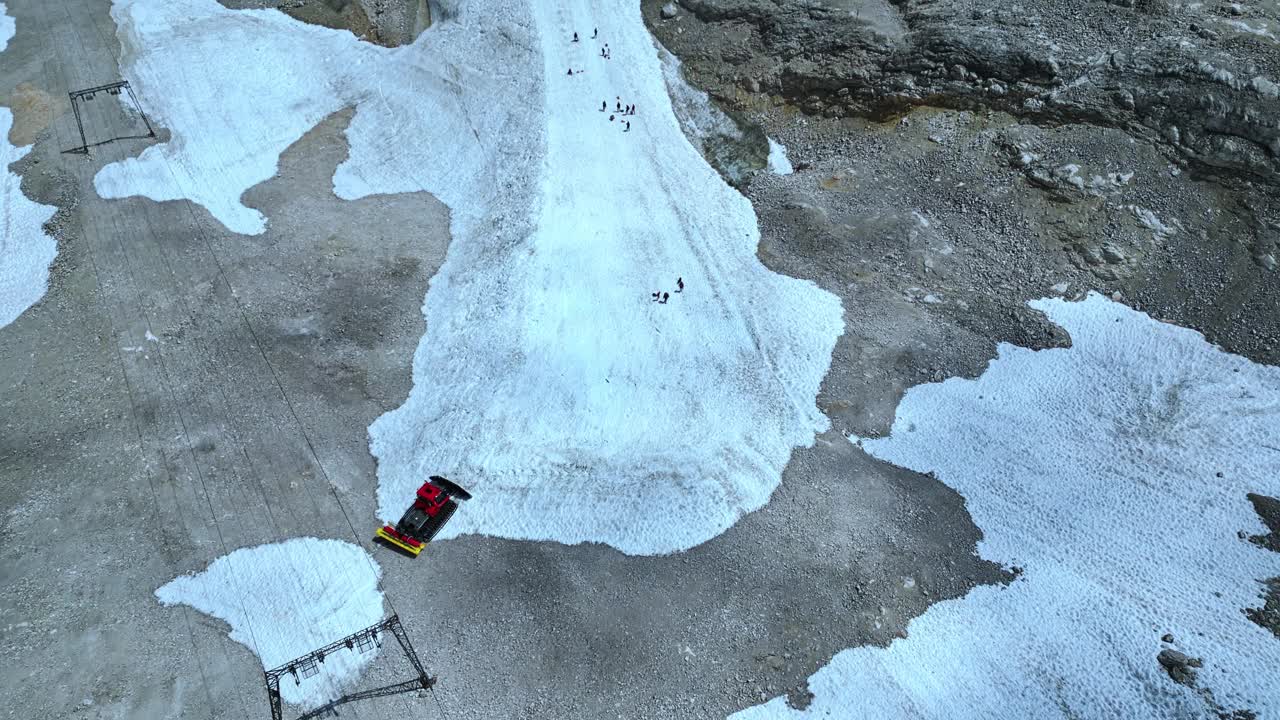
<box><xmin>735</xmin><ymin>293</ymin><xmax>1280</xmax><ymax>719</ymax></box>
<box><xmin>101</xmin><ymin>0</ymin><xmax>844</xmax><ymax>554</ymax></box>
<box><xmin>1</xmin><ymin>3</ymin><xmax>12</xmax><ymax>51</ymax></box>
<box><xmin>0</xmin><ymin>107</ymin><xmax>58</xmax><ymax>329</ymax></box>
<box><xmin>155</xmin><ymin>539</ymin><xmax>385</xmax><ymax>709</ymax></box>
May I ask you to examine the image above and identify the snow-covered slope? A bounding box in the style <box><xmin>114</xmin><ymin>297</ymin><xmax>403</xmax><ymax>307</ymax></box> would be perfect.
<box><xmin>100</xmin><ymin>0</ymin><xmax>844</xmax><ymax>554</ymax></box>
<box><xmin>735</xmin><ymin>293</ymin><xmax>1280</xmax><ymax>719</ymax></box>
<box><xmin>0</xmin><ymin>106</ymin><xmax>58</xmax><ymax>330</ymax></box>
<box><xmin>156</xmin><ymin>539</ymin><xmax>385</xmax><ymax>709</ymax></box>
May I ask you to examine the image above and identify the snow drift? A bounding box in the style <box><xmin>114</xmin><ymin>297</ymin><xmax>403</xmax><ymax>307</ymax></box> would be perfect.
<box><xmin>155</xmin><ymin>539</ymin><xmax>385</xmax><ymax>709</ymax></box>
<box><xmin>736</xmin><ymin>293</ymin><xmax>1280</xmax><ymax>719</ymax></box>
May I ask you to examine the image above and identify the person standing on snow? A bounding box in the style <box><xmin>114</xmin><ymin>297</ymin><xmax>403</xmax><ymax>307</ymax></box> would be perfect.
<box><xmin>624</xmin><ymin>121</ymin><xmax>630</xmax><ymax>132</ymax></box>
<box><xmin>676</xmin><ymin>277</ymin><xmax>684</xmax><ymax>292</ymax></box>
<box><xmin>592</xmin><ymin>28</ymin><xmax>598</xmax><ymax>38</ymax></box>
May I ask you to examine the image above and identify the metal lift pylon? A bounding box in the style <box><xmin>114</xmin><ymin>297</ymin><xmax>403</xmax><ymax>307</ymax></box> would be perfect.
<box><xmin>263</xmin><ymin>614</ymin><xmax>436</xmax><ymax>720</ymax></box>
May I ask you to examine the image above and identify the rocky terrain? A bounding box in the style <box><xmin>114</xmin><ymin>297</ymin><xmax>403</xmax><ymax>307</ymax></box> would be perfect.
<box><xmin>220</xmin><ymin>0</ymin><xmax>432</xmax><ymax>45</ymax></box>
<box><xmin>644</xmin><ymin>0</ymin><xmax>1279</xmax><ymax>374</ymax></box>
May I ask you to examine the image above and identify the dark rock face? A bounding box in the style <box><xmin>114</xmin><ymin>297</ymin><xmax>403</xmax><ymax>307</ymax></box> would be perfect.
<box><xmin>649</xmin><ymin>0</ymin><xmax>1280</xmax><ymax>183</ymax></box>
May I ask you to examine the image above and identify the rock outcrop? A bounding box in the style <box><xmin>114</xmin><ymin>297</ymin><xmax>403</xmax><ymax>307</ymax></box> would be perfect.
<box><xmin>647</xmin><ymin>0</ymin><xmax>1280</xmax><ymax>182</ymax></box>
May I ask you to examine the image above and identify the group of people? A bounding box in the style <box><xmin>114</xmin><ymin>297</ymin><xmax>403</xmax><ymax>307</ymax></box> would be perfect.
<box><xmin>604</xmin><ymin>97</ymin><xmax>636</xmax><ymax>131</ymax></box>
<box><xmin>651</xmin><ymin>277</ymin><xmax>685</xmax><ymax>304</ymax></box>
<box><xmin>567</xmin><ymin>28</ymin><xmax>639</xmax><ymax>133</ymax></box>
<box><xmin>567</xmin><ymin>28</ymin><xmax>602</xmax><ymax>74</ymax></box>
<box><xmin>567</xmin><ymin>28</ymin><xmax>680</xmax><ymax>306</ymax></box>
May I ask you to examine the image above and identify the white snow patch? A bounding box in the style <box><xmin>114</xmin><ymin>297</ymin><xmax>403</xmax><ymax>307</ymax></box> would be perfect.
<box><xmin>766</xmin><ymin>138</ymin><xmax>793</xmax><ymax>175</ymax></box>
<box><xmin>155</xmin><ymin>539</ymin><xmax>385</xmax><ymax>710</ymax></box>
<box><xmin>1130</xmin><ymin>204</ymin><xmax>1179</xmax><ymax>240</ymax></box>
<box><xmin>911</xmin><ymin>211</ymin><xmax>930</xmax><ymax>228</ymax></box>
<box><xmin>734</xmin><ymin>293</ymin><xmax>1280</xmax><ymax>719</ymax></box>
<box><xmin>105</xmin><ymin>0</ymin><xmax>843</xmax><ymax>554</ymax></box>
<box><xmin>1224</xmin><ymin>19</ymin><xmax>1277</xmax><ymax>39</ymax></box>
<box><xmin>0</xmin><ymin>108</ymin><xmax>58</xmax><ymax>329</ymax></box>
<box><xmin>1250</xmin><ymin>76</ymin><xmax>1280</xmax><ymax>98</ymax></box>
<box><xmin>145</xmin><ymin>329</ymin><xmax>159</xmax><ymax>342</ymax></box>
<box><xmin>0</xmin><ymin>2</ymin><xmax>13</xmax><ymax>52</ymax></box>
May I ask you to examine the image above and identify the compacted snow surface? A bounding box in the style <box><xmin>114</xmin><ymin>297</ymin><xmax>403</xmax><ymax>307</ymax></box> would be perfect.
<box><xmin>736</xmin><ymin>293</ymin><xmax>1280</xmax><ymax>719</ymax></box>
<box><xmin>155</xmin><ymin>539</ymin><xmax>385</xmax><ymax>709</ymax></box>
<box><xmin>101</xmin><ymin>0</ymin><xmax>844</xmax><ymax>554</ymax></box>
<box><xmin>0</xmin><ymin>105</ymin><xmax>58</xmax><ymax>330</ymax></box>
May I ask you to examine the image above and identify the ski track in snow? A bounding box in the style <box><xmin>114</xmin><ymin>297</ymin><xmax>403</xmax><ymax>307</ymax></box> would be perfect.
<box><xmin>99</xmin><ymin>0</ymin><xmax>844</xmax><ymax>554</ymax></box>
<box><xmin>735</xmin><ymin>293</ymin><xmax>1280</xmax><ymax>719</ymax></box>
<box><xmin>0</xmin><ymin>105</ymin><xmax>58</xmax><ymax>330</ymax></box>
<box><xmin>155</xmin><ymin>539</ymin><xmax>385</xmax><ymax>710</ymax></box>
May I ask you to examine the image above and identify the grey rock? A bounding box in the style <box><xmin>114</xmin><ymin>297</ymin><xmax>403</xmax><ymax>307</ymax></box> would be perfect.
<box><xmin>1157</xmin><ymin>648</ymin><xmax>1204</xmax><ymax>687</ymax></box>
<box><xmin>661</xmin><ymin>2</ymin><xmax>678</xmax><ymax>19</ymax></box>
<box><xmin>1101</xmin><ymin>243</ymin><xmax>1127</xmax><ymax>263</ymax></box>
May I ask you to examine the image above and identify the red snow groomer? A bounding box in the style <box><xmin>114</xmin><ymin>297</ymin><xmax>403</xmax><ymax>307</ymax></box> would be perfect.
<box><xmin>374</xmin><ymin>476</ymin><xmax>471</xmax><ymax>557</ymax></box>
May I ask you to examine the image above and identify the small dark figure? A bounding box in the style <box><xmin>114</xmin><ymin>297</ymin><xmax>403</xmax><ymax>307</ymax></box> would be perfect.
<box><xmin>573</xmin><ymin>32</ymin><xmax>579</xmax><ymax>42</ymax></box>
<box><xmin>676</xmin><ymin>277</ymin><xmax>684</xmax><ymax>292</ymax></box>
<box><xmin>630</xmin><ymin>104</ymin><xmax>636</xmax><ymax>115</ymax></box>
<box><xmin>616</xmin><ymin>101</ymin><xmax>622</xmax><ymax>111</ymax></box>
<box><xmin>592</xmin><ymin>28</ymin><xmax>598</xmax><ymax>38</ymax></box>
<box><xmin>600</xmin><ymin>48</ymin><xmax>606</xmax><ymax>57</ymax></box>
<box><xmin>651</xmin><ymin>291</ymin><xmax>660</xmax><ymax>301</ymax></box>
<box><xmin>624</xmin><ymin>121</ymin><xmax>630</xmax><ymax>132</ymax></box>
<box><xmin>659</xmin><ymin>292</ymin><xmax>669</xmax><ymax>304</ymax></box>
<box><xmin>601</xmin><ymin>101</ymin><xmax>606</xmax><ymax>111</ymax></box>
<box><xmin>609</xmin><ymin>114</ymin><xmax>615</xmax><ymax>121</ymax></box>
<box><xmin>567</xmin><ymin>68</ymin><xmax>574</xmax><ymax>75</ymax></box>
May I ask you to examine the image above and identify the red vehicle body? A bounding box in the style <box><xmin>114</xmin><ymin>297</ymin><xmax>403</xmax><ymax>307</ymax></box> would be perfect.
<box><xmin>374</xmin><ymin>476</ymin><xmax>471</xmax><ymax>557</ymax></box>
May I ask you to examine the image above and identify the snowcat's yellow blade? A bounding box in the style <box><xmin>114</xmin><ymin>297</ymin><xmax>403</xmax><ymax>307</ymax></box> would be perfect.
<box><xmin>375</xmin><ymin>527</ymin><xmax>424</xmax><ymax>556</ymax></box>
